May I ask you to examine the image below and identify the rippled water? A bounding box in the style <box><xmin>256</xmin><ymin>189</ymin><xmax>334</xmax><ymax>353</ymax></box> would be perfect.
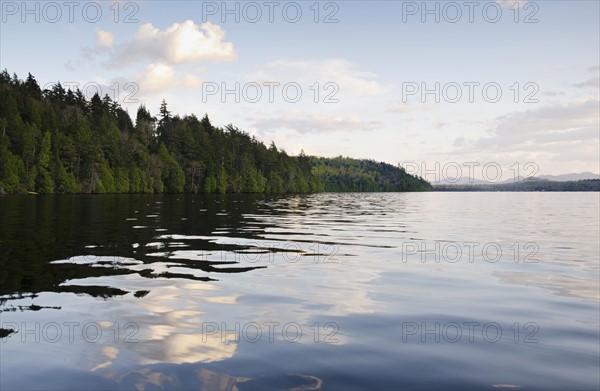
<box><xmin>1</xmin><ymin>193</ymin><xmax>598</xmax><ymax>390</ymax></box>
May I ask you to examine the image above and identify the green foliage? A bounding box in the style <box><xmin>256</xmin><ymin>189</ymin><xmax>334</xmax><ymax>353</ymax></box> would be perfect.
<box><xmin>35</xmin><ymin>168</ymin><xmax>54</xmax><ymax>194</ymax></box>
<box><xmin>0</xmin><ymin>70</ymin><xmax>429</xmax><ymax>194</ymax></box>
<box><xmin>204</xmin><ymin>174</ymin><xmax>217</xmax><ymax>193</ymax></box>
<box><xmin>114</xmin><ymin>168</ymin><xmax>130</xmax><ymax>193</ymax></box>
<box><xmin>25</xmin><ymin>166</ymin><xmax>37</xmax><ymax>191</ymax></box>
<box><xmin>37</xmin><ymin>131</ymin><xmax>52</xmax><ymax>169</ymax></box>
<box><xmin>217</xmin><ymin>166</ymin><xmax>228</xmax><ymax>194</ymax></box>
<box><xmin>0</xmin><ymin>139</ymin><xmax>26</xmax><ymax>193</ymax></box>
<box><xmin>53</xmin><ymin>156</ymin><xmax>79</xmax><ymax>193</ymax></box>
<box><xmin>159</xmin><ymin>143</ymin><xmax>185</xmax><ymax>193</ymax></box>
<box><xmin>98</xmin><ymin>161</ymin><xmax>116</xmax><ymax>193</ymax></box>
<box><xmin>311</xmin><ymin>156</ymin><xmax>432</xmax><ymax>192</ymax></box>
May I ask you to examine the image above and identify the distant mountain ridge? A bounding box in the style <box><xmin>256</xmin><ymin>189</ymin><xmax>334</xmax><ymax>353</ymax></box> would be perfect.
<box><xmin>432</xmin><ymin>172</ymin><xmax>600</xmax><ymax>186</ymax></box>
<box><xmin>434</xmin><ymin>179</ymin><xmax>599</xmax><ymax>192</ymax></box>
<box><xmin>537</xmin><ymin>172</ymin><xmax>600</xmax><ymax>182</ymax></box>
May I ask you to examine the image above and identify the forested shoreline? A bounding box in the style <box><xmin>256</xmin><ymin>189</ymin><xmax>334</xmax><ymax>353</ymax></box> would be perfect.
<box><xmin>433</xmin><ymin>179</ymin><xmax>600</xmax><ymax>192</ymax></box>
<box><xmin>0</xmin><ymin>71</ymin><xmax>431</xmax><ymax>194</ymax></box>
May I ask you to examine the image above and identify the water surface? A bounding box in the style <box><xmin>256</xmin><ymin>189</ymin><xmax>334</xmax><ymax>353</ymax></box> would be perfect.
<box><xmin>1</xmin><ymin>193</ymin><xmax>598</xmax><ymax>390</ymax></box>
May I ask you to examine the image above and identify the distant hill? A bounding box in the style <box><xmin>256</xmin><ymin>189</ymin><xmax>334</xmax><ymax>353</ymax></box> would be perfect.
<box><xmin>312</xmin><ymin>156</ymin><xmax>432</xmax><ymax>192</ymax></box>
<box><xmin>432</xmin><ymin>172</ymin><xmax>600</xmax><ymax>186</ymax></box>
<box><xmin>431</xmin><ymin>177</ymin><xmax>488</xmax><ymax>185</ymax></box>
<box><xmin>502</xmin><ymin>173</ymin><xmax>600</xmax><ymax>183</ymax></box>
<box><xmin>434</xmin><ymin>179</ymin><xmax>600</xmax><ymax>192</ymax></box>
<box><xmin>538</xmin><ymin>172</ymin><xmax>600</xmax><ymax>182</ymax></box>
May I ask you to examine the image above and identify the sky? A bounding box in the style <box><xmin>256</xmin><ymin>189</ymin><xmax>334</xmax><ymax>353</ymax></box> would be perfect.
<box><xmin>1</xmin><ymin>0</ymin><xmax>599</xmax><ymax>181</ymax></box>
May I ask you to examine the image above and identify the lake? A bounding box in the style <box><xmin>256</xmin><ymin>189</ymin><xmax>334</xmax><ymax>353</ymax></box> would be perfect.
<box><xmin>0</xmin><ymin>193</ymin><xmax>598</xmax><ymax>390</ymax></box>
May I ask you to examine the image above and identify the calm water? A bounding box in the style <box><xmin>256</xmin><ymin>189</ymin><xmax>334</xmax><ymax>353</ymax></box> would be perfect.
<box><xmin>0</xmin><ymin>193</ymin><xmax>598</xmax><ymax>390</ymax></box>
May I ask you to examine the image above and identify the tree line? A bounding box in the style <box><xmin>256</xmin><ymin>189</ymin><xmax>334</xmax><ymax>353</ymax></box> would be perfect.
<box><xmin>0</xmin><ymin>71</ymin><xmax>430</xmax><ymax>194</ymax></box>
<box><xmin>433</xmin><ymin>180</ymin><xmax>600</xmax><ymax>192</ymax></box>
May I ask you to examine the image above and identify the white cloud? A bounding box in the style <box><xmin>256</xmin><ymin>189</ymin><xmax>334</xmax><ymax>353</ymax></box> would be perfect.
<box><xmin>573</xmin><ymin>77</ymin><xmax>600</xmax><ymax>88</ymax></box>
<box><xmin>588</xmin><ymin>65</ymin><xmax>600</xmax><ymax>73</ymax></box>
<box><xmin>137</xmin><ymin>63</ymin><xmax>178</xmax><ymax>93</ymax></box>
<box><xmin>388</xmin><ymin>105</ymin><xmax>412</xmax><ymax>114</ymax></box>
<box><xmin>133</xmin><ymin>68</ymin><xmax>203</xmax><ymax>95</ymax></box>
<box><xmin>184</xmin><ymin>73</ymin><xmax>203</xmax><ymax>89</ymax></box>
<box><xmin>96</xmin><ymin>29</ymin><xmax>114</xmax><ymax>48</ymax></box>
<box><xmin>387</xmin><ymin>102</ymin><xmax>436</xmax><ymax>114</ymax></box>
<box><xmin>541</xmin><ymin>90</ymin><xmax>566</xmax><ymax>97</ymax></box>
<box><xmin>483</xmin><ymin>99</ymin><xmax>599</xmax><ymax>145</ymax></box>
<box><xmin>108</xmin><ymin>20</ymin><xmax>236</xmax><ymax>67</ymax></box>
<box><xmin>250</xmin><ymin>59</ymin><xmax>389</xmax><ymax>98</ymax></box>
<box><xmin>249</xmin><ymin>110</ymin><xmax>383</xmax><ymax>134</ymax></box>
<box><xmin>451</xmin><ymin>100</ymin><xmax>600</xmax><ymax>170</ymax></box>
<box><xmin>418</xmin><ymin>100</ymin><xmax>599</xmax><ymax>177</ymax></box>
